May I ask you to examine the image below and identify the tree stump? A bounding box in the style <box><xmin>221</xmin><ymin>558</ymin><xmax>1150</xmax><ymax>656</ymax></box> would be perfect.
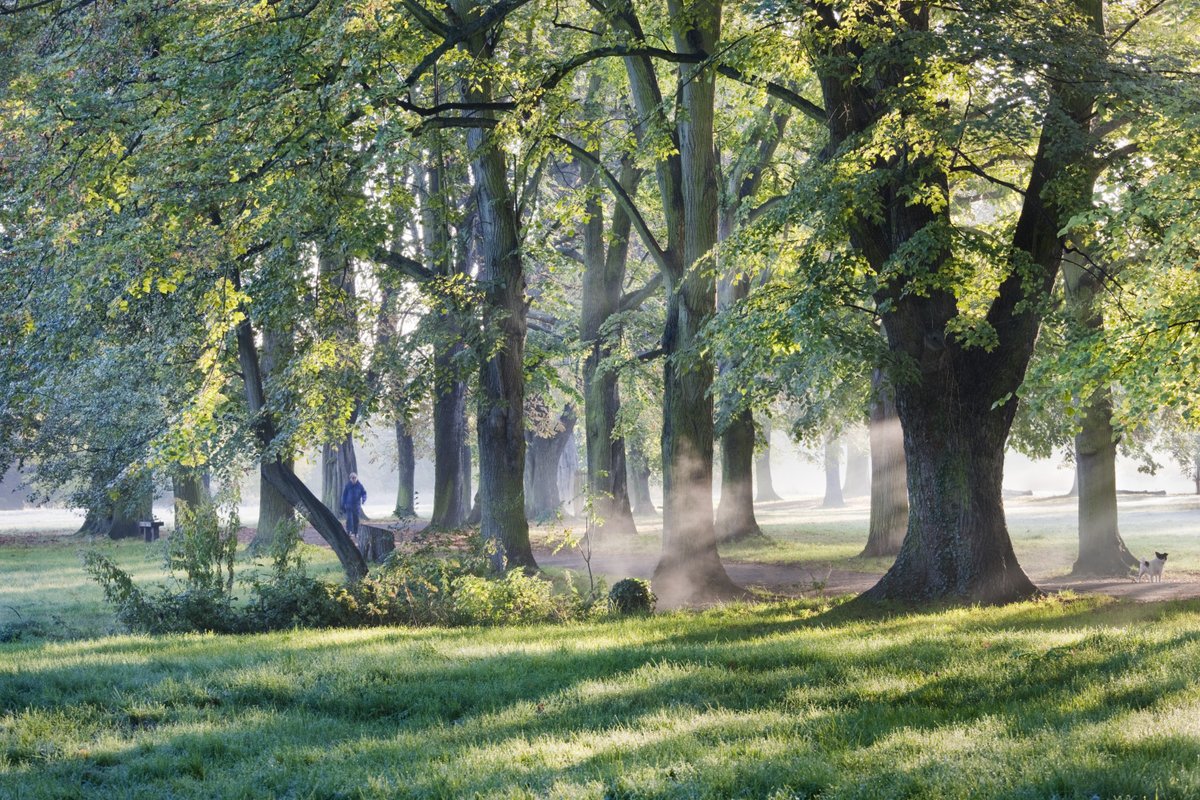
<box><xmin>358</xmin><ymin>523</ymin><xmax>395</xmax><ymax>563</ymax></box>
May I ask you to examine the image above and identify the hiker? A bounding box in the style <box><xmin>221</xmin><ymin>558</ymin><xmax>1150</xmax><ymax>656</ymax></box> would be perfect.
<box><xmin>341</xmin><ymin>472</ymin><xmax>367</xmax><ymax>538</ymax></box>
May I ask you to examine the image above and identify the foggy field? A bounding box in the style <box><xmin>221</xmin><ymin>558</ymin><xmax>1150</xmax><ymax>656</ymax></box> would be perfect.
<box><xmin>4</xmin><ymin>492</ymin><xmax>1199</xmax><ymax>643</ymax></box>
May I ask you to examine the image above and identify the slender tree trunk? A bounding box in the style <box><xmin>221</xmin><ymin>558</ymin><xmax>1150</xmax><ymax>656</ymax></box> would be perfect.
<box><xmin>395</xmin><ymin>419</ymin><xmax>416</xmax><ymax>518</ymax></box>
<box><xmin>461</xmin><ymin>442</ymin><xmax>473</xmax><ymax>515</ymax></box>
<box><xmin>580</xmin><ymin>147</ymin><xmax>639</xmax><ymax>538</ymax></box>
<box><xmin>420</xmin><ymin>145</ymin><xmax>471</xmax><ymax>529</ymax></box>
<box><xmin>1065</xmin><ymin>258</ymin><xmax>1137</xmax><ymax>575</ymax></box>
<box><xmin>628</xmin><ymin>436</ymin><xmax>657</xmax><ymax>516</ymax></box>
<box><xmin>252</xmin><ymin>323</ymin><xmax>295</xmax><ymax>553</ymax></box>
<box><xmin>525</xmin><ymin>406</ymin><xmax>576</xmax><ymax>521</ymax></box>
<box><xmin>429</xmin><ymin>379</ymin><xmax>468</xmax><ymax>527</ymax></box>
<box><xmin>755</xmin><ymin>422</ymin><xmax>783</xmax><ymax>502</ymax></box>
<box><xmin>861</xmin><ymin>369</ymin><xmax>907</xmax><ymax>558</ymax></box>
<box><xmin>842</xmin><ymin>436</ymin><xmax>870</xmax><ymax>498</ymax></box>
<box><xmin>455</xmin><ymin>8</ymin><xmax>535</xmax><ymax>570</ymax></box>
<box><xmin>716</xmin><ymin>408</ymin><xmax>762</xmax><ymax>541</ymax></box>
<box><xmin>235</xmin><ymin>317</ymin><xmax>368</xmax><ymax>580</ymax></box>
<box><xmin>822</xmin><ymin>435</ymin><xmax>844</xmax><ymax>509</ymax></box>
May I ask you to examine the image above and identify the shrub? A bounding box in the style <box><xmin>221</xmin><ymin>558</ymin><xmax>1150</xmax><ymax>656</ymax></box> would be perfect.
<box><xmin>608</xmin><ymin>578</ymin><xmax>656</xmax><ymax>615</ymax></box>
<box><xmin>452</xmin><ymin>570</ymin><xmax>560</xmax><ymax>625</ymax></box>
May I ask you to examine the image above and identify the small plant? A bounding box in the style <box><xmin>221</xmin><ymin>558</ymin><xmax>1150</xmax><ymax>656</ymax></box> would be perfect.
<box><xmin>608</xmin><ymin>577</ymin><xmax>655</xmax><ymax>615</ymax></box>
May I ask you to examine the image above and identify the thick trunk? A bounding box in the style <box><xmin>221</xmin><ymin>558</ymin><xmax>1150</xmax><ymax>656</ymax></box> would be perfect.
<box><xmin>456</xmin><ymin>13</ymin><xmax>535</xmax><ymax>571</ymax></box>
<box><xmin>814</xmin><ymin>2</ymin><xmax>1101</xmax><ymax>604</ymax></box>
<box><xmin>108</xmin><ymin>496</ymin><xmax>150</xmax><ymax>540</ymax></box>
<box><xmin>429</xmin><ymin>378</ymin><xmax>468</xmax><ymax>528</ymax></box>
<box><xmin>716</xmin><ymin>408</ymin><xmax>762</xmax><ymax>541</ymax></box>
<box><xmin>525</xmin><ymin>406</ymin><xmax>576</xmax><ymax>521</ymax></box>
<box><xmin>861</xmin><ymin>369</ymin><xmax>907</xmax><ymax>558</ymax></box>
<box><xmin>321</xmin><ymin>435</ymin><xmax>358</xmax><ymax>513</ymax></box>
<box><xmin>843</xmin><ymin>436</ymin><xmax>870</xmax><ymax>498</ymax></box>
<box><xmin>822</xmin><ymin>435</ymin><xmax>844</xmax><ymax>509</ymax></box>
<box><xmin>235</xmin><ymin>317</ymin><xmax>368</xmax><ymax>580</ymax></box>
<box><xmin>755</xmin><ymin>423</ymin><xmax>783</xmax><ymax>502</ymax></box>
<box><xmin>1071</xmin><ymin>388</ymin><xmax>1137</xmax><ymax>574</ymax></box>
<box><xmin>395</xmin><ymin>419</ymin><xmax>416</xmax><ymax>518</ymax></box>
<box><xmin>865</xmin><ymin>361</ymin><xmax>1038</xmax><ymax>602</ymax></box>
<box><xmin>652</xmin><ymin>0</ymin><xmax>738</xmax><ymax>603</ymax></box>
<box><xmin>254</xmin><ymin>458</ymin><xmax>295</xmax><ymax>554</ymax></box>
<box><xmin>171</xmin><ymin>472</ymin><xmax>209</xmax><ymax>517</ymax></box>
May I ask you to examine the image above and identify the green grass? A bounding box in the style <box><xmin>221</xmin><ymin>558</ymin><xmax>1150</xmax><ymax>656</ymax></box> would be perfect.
<box><xmin>0</xmin><ymin>534</ymin><xmax>344</xmax><ymax>643</ymax></box>
<box><xmin>4</xmin><ymin>595</ymin><xmax>1200</xmax><ymax>798</ymax></box>
<box><xmin>5</xmin><ymin>498</ymin><xmax>1200</xmax><ymax>798</ymax></box>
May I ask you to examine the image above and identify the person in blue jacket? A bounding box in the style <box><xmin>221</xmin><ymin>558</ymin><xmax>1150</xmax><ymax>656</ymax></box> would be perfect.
<box><xmin>341</xmin><ymin>472</ymin><xmax>367</xmax><ymax>537</ymax></box>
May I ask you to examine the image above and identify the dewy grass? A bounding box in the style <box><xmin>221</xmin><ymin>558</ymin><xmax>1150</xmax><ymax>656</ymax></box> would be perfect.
<box><xmin>4</xmin><ymin>595</ymin><xmax>1200</xmax><ymax>798</ymax></box>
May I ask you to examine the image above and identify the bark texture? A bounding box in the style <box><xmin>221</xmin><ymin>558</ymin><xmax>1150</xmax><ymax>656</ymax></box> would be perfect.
<box><xmin>423</xmin><ymin>155</ymin><xmax>471</xmax><ymax>530</ymax></box>
<box><xmin>252</xmin><ymin>322</ymin><xmax>295</xmax><ymax>553</ymax></box>
<box><xmin>455</xmin><ymin>3</ymin><xmax>535</xmax><ymax>570</ymax></box>
<box><xmin>716</xmin><ymin>409</ymin><xmax>762</xmax><ymax>541</ymax></box>
<box><xmin>861</xmin><ymin>369</ymin><xmax>908</xmax><ymax>558</ymax></box>
<box><xmin>628</xmin><ymin>436</ymin><xmax>657</xmax><ymax>516</ymax></box>
<box><xmin>321</xmin><ymin>435</ymin><xmax>358</xmax><ymax>514</ymax></box>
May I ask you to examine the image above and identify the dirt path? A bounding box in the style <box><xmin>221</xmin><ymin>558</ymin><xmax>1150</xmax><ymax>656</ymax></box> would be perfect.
<box><xmin>534</xmin><ymin>548</ymin><xmax>1200</xmax><ymax>605</ymax></box>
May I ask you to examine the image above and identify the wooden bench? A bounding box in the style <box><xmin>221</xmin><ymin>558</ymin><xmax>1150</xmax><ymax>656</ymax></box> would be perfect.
<box><xmin>138</xmin><ymin>519</ymin><xmax>164</xmax><ymax>542</ymax></box>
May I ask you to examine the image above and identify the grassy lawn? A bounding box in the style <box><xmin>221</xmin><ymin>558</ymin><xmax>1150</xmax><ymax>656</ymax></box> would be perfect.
<box><xmin>4</xmin><ymin>499</ymin><xmax>1200</xmax><ymax>798</ymax></box>
<box><xmin>4</xmin><ymin>594</ymin><xmax>1200</xmax><ymax>798</ymax></box>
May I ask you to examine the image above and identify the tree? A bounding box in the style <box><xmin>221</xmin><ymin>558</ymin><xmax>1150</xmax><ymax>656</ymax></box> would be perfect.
<box><xmin>789</xmin><ymin>0</ymin><xmax>1189</xmax><ymax>602</ymax></box>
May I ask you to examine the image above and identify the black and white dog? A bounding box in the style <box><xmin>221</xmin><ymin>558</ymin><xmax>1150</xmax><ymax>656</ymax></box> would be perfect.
<box><xmin>1134</xmin><ymin>552</ymin><xmax>1169</xmax><ymax>583</ymax></box>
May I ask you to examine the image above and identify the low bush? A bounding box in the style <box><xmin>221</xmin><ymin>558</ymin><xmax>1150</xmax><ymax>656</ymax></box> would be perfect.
<box><xmin>608</xmin><ymin>577</ymin><xmax>656</xmax><ymax>615</ymax></box>
<box><xmin>85</xmin><ymin>524</ymin><xmax>584</xmax><ymax>634</ymax></box>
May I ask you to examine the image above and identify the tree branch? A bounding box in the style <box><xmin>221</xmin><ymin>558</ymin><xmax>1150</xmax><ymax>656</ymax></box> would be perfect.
<box><xmin>550</xmin><ymin>135</ymin><xmax>672</xmax><ymax>275</ymax></box>
<box><xmin>619</xmin><ymin>272</ymin><xmax>664</xmax><ymax>313</ymax></box>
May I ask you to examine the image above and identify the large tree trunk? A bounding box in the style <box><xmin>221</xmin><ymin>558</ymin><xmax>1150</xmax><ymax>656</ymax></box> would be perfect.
<box><xmin>235</xmin><ymin>317</ymin><xmax>368</xmax><ymax>580</ymax></box>
<box><xmin>842</xmin><ymin>436</ymin><xmax>870</xmax><ymax>498</ymax></box>
<box><xmin>321</xmin><ymin>434</ymin><xmax>358</xmax><ymax>513</ymax></box>
<box><xmin>85</xmin><ymin>484</ymin><xmax>152</xmax><ymax>540</ymax></box>
<box><xmin>1065</xmin><ymin>258</ymin><xmax>1137</xmax><ymax>576</ymax></box>
<box><xmin>716</xmin><ymin>408</ymin><xmax>762</xmax><ymax>541</ymax></box>
<box><xmin>395</xmin><ymin>419</ymin><xmax>416</xmax><ymax>518</ymax></box>
<box><xmin>755</xmin><ymin>422</ymin><xmax>783</xmax><ymax>502</ymax></box>
<box><xmin>651</xmin><ymin>0</ymin><xmax>739</xmax><ymax>603</ymax></box>
<box><xmin>822</xmin><ymin>435</ymin><xmax>844</xmax><ymax>509</ymax></box>
<box><xmin>171</xmin><ymin>472</ymin><xmax>209</xmax><ymax>517</ymax></box>
<box><xmin>861</xmin><ymin>368</ymin><xmax>907</xmax><ymax>558</ymax></box>
<box><xmin>456</xmin><ymin>9</ymin><xmax>535</xmax><ymax>571</ymax></box>
<box><xmin>525</xmin><ymin>406</ymin><xmax>576</xmax><ymax>521</ymax></box>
